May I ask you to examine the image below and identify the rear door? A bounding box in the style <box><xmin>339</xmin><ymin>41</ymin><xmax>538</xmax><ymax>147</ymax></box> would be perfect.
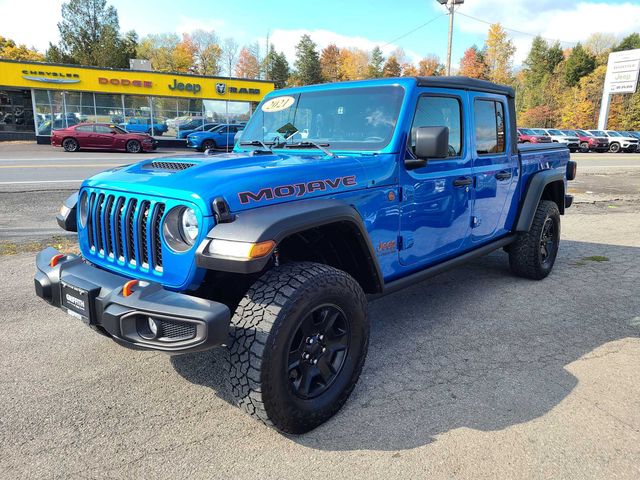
<box><xmin>469</xmin><ymin>94</ymin><xmax>517</xmax><ymax>244</ymax></box>
<box><xmin>74</xmin><ymin>125</ymin><xmax>94</xmax><ymax>147</ymax></box>
<box><xmin>398</xmin><ymin>90</ymin><xmax>472</xmax><ymax>267</ymax></box>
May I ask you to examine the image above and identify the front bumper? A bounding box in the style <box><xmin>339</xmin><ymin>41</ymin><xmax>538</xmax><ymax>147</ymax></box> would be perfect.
<box><xmin>34</xmin><ymin>247</ymin><xmax>230</xmax><ymax>354</ymax></box>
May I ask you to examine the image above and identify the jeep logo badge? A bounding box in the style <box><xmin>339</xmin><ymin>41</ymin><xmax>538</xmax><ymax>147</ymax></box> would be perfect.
<box><xmin>216</xmin><ymin>83</ymin><xmax>226</xmax><ymax>95</ymax></box>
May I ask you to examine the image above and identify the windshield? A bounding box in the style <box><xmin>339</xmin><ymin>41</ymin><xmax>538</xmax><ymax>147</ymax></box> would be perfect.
<box><xmin>576</xmin><ymin>129</ymin><xmax>591</xmax><ymax>136</ymax></box>
<box><xmin>532</xmin><ymin>129</ymin><xmax>548</xmax><ymax>135</ymax></box>
<box><xmin>113</xmin><ymin>126</ymin><xmax>127</xmax><ymax>134</ymax></box>
<box><xmin>240</xmin><ymin>86</ymin><xmax>405</xmax><ymax>151</ymax></box>
<box><xmin>590</xmin><ymin>130</ymin><xmax>606</xmax><ymax>136</ymax></box>
<box><xmin>561</xmin><ymin>130</ymin><xmax>577</xmax><ymax>136</ymax></box>
<box><xmin>520</xmin><ymin>128</ymin><xmax>535</xmax><ymax>135</ymax></box>
<box><xmin>548</xmin><ymin>129</ymin><xmax>563</xmax><ymax>135</ymax></box>
<box><xmin>607</xmin><ymin>131</ymin><xmax>622</xmax><ymax>137</ymax></box>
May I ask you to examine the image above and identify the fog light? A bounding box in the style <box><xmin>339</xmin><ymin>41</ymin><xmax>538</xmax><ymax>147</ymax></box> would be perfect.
<box><xmin>148</xmin><ymin>317</ymin><xmax>158</xmax><ymax>336</ymax></box>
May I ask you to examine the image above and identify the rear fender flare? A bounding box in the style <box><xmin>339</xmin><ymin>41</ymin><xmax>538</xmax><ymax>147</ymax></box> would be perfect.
<box><xmin>515</xmin><ymin>170</ymin><xmax>565</xmax><ymax>232</ymax></box>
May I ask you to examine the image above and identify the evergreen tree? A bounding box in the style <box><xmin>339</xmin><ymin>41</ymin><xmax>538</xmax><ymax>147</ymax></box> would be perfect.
<box><xmin>264</xmin><ymin>44</ymin><xmax>290</xmax><ymax>89</ymax></box>
<box><xmin>293</xmin><ymin>34</ymin><xmax>322</xmax><ymax>85</ymax></box>
<box><xmin>613</xmin><ymin>33</ymin><xmax>640</xmax><ymax>52</ymax></box>
<box><xmin>367</xmin><ymin>46</ymin><xmax>385</xmax><ymax>78</ymax></box>
<box><xmin>48</xmin><ymin>0</ymin><xmax>135</xmax><ymax>68</ymax></box>
<box><xmin>382</xmin><ymin>56</ymin><xmax>401</xmax><ymax>77</ymax></box>
<box><xmin>565</xmin><ymin>43</ymin><xmax>596</xmax><ymax>87</ymax></box>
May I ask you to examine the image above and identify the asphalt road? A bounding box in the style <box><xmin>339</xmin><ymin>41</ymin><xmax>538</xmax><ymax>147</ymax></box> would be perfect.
<box><xmin>1</xmin><ymin>196</ymin><xmax>639</xmax><ymax>479</ymax></box>
<box><xmin>0</xmin><ymin>143</ymin><xmax>639</xmax><ymax>478</ymax></box>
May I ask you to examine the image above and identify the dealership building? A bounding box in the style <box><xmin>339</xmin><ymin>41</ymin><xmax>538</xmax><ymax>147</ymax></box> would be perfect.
<box><xmin>0</xmin><ymin>59</ymin><xmax>274</xmax><ymax>143</ymax></box>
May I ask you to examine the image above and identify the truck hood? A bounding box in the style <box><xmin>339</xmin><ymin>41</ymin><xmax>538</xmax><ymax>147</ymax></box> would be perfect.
<box><xmin>83</xmin><ymin>151</ymin><xmax>395</xmax><ymax>215</ymax></box>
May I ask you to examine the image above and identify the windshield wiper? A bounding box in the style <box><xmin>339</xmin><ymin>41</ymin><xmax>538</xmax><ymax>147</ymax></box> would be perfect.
<box><xmin>281</xmin><ymin>141</ymin><xmax>336</xmax><ymax>158</ymax></box>
<box><xmin>239</xmin><ymin>140</ymin><xmax>274</xmax><ymax>152</ymax></box>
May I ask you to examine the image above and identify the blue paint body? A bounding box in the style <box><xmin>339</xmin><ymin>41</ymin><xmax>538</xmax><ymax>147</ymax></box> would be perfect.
<box><xmin>78</xmin><ymin>78</ymin><xmax>569</xmax><ymax>292</ymax></box>
<box><xmin>119</xmin><ymin>118</ymin><xmax>168</xmax><ymax>134</ymax></box>
<box><xmin>186</xmin><ymin>124</ymin><xmax>243</xmax><ymax>150</ymax></box>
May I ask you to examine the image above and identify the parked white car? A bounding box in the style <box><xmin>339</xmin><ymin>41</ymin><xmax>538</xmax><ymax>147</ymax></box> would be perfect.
<box><xmin>588</xmin><ymin>130</ymin><xmax>639</xmax><ymax>153</ymax></box>
<box><xmin>532</xmin><ymin>129</ymin><xmax>580</xmax><ymax>152</ymax></box>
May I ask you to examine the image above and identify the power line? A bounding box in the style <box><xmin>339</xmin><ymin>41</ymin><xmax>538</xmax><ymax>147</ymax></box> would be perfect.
<box><xmin>456</xmin><ymin>11</ymin><xmax>576</xmax><ymax>46</ymax></box>
<box><xmin>383</xmin><ymin>13</ymin><xmax>447</xmax><ymax>48</ymax></box>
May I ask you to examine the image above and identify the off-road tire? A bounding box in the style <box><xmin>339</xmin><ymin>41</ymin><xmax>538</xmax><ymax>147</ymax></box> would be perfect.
<box><xmin>62</xmin><ymin>138</ymin><xmax>79</xmax><ymax>152</ymax></box>
<box><xmin>126</xmin><ymin>140</ymin><xmax>142</xmax><ymax>153</ymax></box>
<box><xmin>227</xmin><ymin>262</ymin><xmax>369</xmax><ymax>434</ymax></box>
<box><xmin>509</xmin><ymin>200</ymin><xmax>560</xmax><ymax>280</ymax></box>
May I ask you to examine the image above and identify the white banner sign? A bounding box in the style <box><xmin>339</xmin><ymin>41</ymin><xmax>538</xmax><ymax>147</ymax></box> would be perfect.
<box><xmin>604</xmin><ymin>49</ymin><xmax>640</xmax><ymax>94</ymax></box>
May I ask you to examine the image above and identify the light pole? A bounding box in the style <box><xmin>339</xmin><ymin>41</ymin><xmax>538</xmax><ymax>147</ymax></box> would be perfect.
<box><xmin>437</xmin><ymin>0</ymin><xmax>464</xmax><ymax>76</ymax></box>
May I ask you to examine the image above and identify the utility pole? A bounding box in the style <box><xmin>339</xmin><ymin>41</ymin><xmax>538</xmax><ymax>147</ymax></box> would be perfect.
<box><xmin>437</xmin><ymin>0</ymin><xmax>464</xmax><ymax>76</ymax></box>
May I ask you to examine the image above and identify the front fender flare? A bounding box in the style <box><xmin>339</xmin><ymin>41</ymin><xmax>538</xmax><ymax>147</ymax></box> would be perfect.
<box><xmin>195</xmin><ymin>199</ymin><xmax>383</xmax><ymax>289</ymax></box>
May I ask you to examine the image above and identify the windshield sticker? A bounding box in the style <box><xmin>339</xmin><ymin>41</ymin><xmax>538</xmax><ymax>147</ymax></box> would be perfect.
<box><xmin>238</xmin><ymin>175</ymin><xmax>357</xmax><ymax>204</ymax></box>
<box><xmin>261</xmin><ymin>96</ymin><xmax>295</xmax><ymax>113</ymax></box>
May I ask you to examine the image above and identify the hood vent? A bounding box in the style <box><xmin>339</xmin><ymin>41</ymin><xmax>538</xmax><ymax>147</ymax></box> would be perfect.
<box><xmin>144</xmin><ymin>161</ymin><xmax>196</xmax><ymax>171</ymax></box>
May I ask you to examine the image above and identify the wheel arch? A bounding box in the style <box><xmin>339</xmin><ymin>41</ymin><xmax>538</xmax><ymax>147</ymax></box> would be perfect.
<box><xmin>515</xmin><ymin>170</ymin><xmax>565</xmax><ymax>232</ymax></box>
<box><xmin>195</xmin><ymin>199</ymin><xmax>384</xmax><ymax>294</ymax></box>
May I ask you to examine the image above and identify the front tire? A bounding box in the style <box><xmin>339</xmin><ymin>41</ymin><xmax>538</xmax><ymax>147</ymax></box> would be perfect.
<box><xmin>62</xmin><ymin>138</ymin><xmax>79</xmax><ymax>152</ymax></box>
<box><xmin>579</xmin><ymin>142</ymin><xmax>590</xmax><ymax>153</ymax></box>
<box><xmin>126</xmin><ymin>140</ymin><xmax>142</xmax><ymax>153</ymax></box>
<box><xmin>609</xmin><ymin>142</ymin><xmax>620</xmax><ymax>153</ymax></box>
<box><xmin>201</xmin><ymin>139</ymin><xmax>215</xmax><ymax>152</ymax></box>
<box><xmin>227</xmin><ymin>262</ymin><xmax>369</xmax><ymax>434</ymax></box>
<box><xmin>509</xmin><ymin>200</ymin><xmax>560</xmax><ymax>280</ymax></box>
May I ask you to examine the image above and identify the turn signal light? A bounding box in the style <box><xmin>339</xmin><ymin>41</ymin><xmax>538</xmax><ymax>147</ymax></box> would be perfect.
<box><xmin>122</xmin><ymin>280</ymin><xmax>139</xmax><ymax>297</ymax></box>
<box><xmin>249</xmin><ymin>240</ymin><xmax>276</xmax><ymax>258</ymax></box>
<box><xmin>49</xmin><ymin>253</ymin><xmax>65</xmax><ymax>267</ymax></box>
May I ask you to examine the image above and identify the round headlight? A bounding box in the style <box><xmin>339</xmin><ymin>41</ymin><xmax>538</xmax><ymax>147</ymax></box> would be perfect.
<box><xmin>180</xmin><ymin>208</ymin><xmax>199</xmax><ymax>245</ymax></box>
<box><xmin>79</xmin><ymin>191</ymin><xmax>89</xmax><ymax>228</ymax></box>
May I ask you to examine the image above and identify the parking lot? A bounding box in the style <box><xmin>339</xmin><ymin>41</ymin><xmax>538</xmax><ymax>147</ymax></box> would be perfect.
<box><xmin>1</xmin><ymin>144</ymin><xmax>639</xmax><ymax>479</ymax></box>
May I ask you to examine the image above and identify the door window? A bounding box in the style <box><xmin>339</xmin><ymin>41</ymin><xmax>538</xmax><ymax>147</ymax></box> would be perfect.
<box><xmin>95</xmin><ymin>125</ymin><xmax>113</xmax><ymax>134</ymax></box>
<box><xmin>474</xmin><ymin>100</ymin><xmax>506</xmax><ymax>154</ymax></box>
<box><xmin>76</xmin><ymin>125</ymin><xmax>94</xmax><ymax>133</ymax></box>
<box><xmin>411</xmin><ymin>96</ymin><xmax>462</xmax><ymax>157</ymax></box>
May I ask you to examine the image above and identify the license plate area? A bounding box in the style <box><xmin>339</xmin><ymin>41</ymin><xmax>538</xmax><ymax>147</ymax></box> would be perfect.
<box><xmin>61</xmin><ymin>275</ymin><xmax>100</xmax><ymax>324</ymax></box>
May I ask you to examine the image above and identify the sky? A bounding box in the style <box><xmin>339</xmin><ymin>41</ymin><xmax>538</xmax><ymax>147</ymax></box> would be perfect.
<box><xmin>1</xmin><ymin>0</ymin><xmax>640</xmax><ymax>68</ymax></box>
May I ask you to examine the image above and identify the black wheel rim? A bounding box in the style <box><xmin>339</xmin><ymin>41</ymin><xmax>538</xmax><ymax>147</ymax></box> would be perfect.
<box><xmin>539</xmin><ymin>217</ymin><xmax>557</xmax><ymax>267</ymax></box>
<box><xmin>64</xmin><ymin>139</ymin><xmax>76</xmax><ymax>150</ymax></box>
<box><xmin>128</xmin><ymin>142</ymin><xmax>140</xmax><ymax>153</ymax></box>
<box><xmin>287</xmin><ymin>304</ymin><xmax>350</xmax><ymax>399</ymax></box>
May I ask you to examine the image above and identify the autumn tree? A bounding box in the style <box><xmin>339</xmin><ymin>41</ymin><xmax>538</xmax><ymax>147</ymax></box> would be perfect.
<box><xmin>235</xmin><ymin>47</ymin><xmax>260</xmax><ymax>79</ymax></box>
<box><xmin>138</xmin><ymin>33</ymin><xmax>194</xmax><ymax>72</ymax></box>
<box><xmin>320</xmin><ymin>44</ymin><xmax>342</xmax><ymax>82</ymax></box>
<box><xmin>367</xmin><ymin>46</ymin><xmax>384</xmax><ymax>78</ymax></box>
<box><xmin>263</xmin><ymin>44</ymin><xmax>290</xmax><ymax>89</ymax></box>
<box><xmin>484</xmin><ymin>23</ymin><xmax>515</xmax><ymax>85</ymax></box>
<box><xmin>584</xmin><ymin>32</ymin><xmax>617</xmax><ymax>57</ymax></box>
<box><xmin>521</xmin><ymin>37</ymin><xmax>564</xmax><ymax>110</ymax></box>
<box><xmin>564</xmin><ymin>43</ymin><xmax>596</xmax><ymax>87</ymax></box>
<box><xmin>459</xmin><ymin>45</ymin><xmax>487</xmax><ymax>79</ymax></box>
<box><xmin>382</xmin><ymin>56</ymin><xmax>401</xmax><ymax>77</ymax></box>
<box><xmin>559</xmin><ymin>65</ymin><xmax>607</xmax><ymax>129</ymax></box>
<box><xmin>418</xmin><ymin>55</ymin><xmax>444</xmax><ymax>76</ymax></box>
<box><xmin>0</xmin><ymin>36</ymin><xmax>44</xmax><ymax>61</ymax></box>
<box><xmin>47</xmin><ymin>0</ymin><xmax>136</xmax><ymax>68</ymax></box>
<box><xmin>401</xmin><ymin>63</ymin><xmax>418</xmax><ymax>76</ymax></box>
<box><xmin>339</xmin><ymin>47</ymin><xmax>369</xmax><ymax>80</ymax></box>
<box><xmin>293</xmin><ymin>34</ymin><xmax>322</xmax><ymax>85</ymax></box>
<box><xmin>189</xmin><ymin>30</ymin><xmax>222</xmax><ymax>75</ymax></box>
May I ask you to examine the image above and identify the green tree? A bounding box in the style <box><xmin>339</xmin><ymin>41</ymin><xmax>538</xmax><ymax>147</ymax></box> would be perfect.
<box><xmin>564</xmin><ymin>43</ymin><xmax>596</xmax><ymax>87</ymax></box>
<box><xmin>48</xmin><ymin>0</ymin><xmax>134</xmax><ymax>67</ymax></box>
<box><xmin>382</xmin><ymin>55</ymin><xmax>401</xmax><ymax>77</ymax></box>
<box><xmin>264</xmin><ymin>44</ymin><xmax>289</xmax><ymax>89</ymax></box>
<box><xmin>293</xmin><ymin>34</ymin><xmax>322</xmax><ymax>85</ymax></box>
<box><xmin>484</xmin><ymin>23</ymin><xmax>515</xmax><ymax>85</ymax></box>
<box><xmin>367</xmin><ymin>46</ymin><xmax>384</xmax><ymax>78</ymax></box>
<box><xmin>613</xmin><ymin>33</ymin><xmax>640</xmax><ymax>52</ymax></box>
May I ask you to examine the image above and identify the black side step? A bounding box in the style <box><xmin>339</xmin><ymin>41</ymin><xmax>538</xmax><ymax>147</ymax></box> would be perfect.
<box><xmin>371</xmin><ymin>235</ymin><xmax>516</xmax><ymax>299</ymax></box>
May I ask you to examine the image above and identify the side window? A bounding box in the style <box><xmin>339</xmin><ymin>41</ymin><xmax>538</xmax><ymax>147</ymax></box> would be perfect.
<box><xmin>95</xmin><ymin>125</ymin><xmax>112</xmax><ymax>134</ymax></box>
<box><xmin>411</xmin><ymin>96</ymin><xmax>462</xmax><ymax>157</ymax></box>
<box><xmin>474</xmin><ymin>99</ymin><xmax>506</xmax><ymax>155</ymax></box>
<box><xmin>76</xmin><ymin>125</ymin><xmax>94</xmax><ymax>133</ymax></box>
<box><xmin>218</xmin><ymin>127</ymin><xmax>229</xmax><ymax>134</ymax></box>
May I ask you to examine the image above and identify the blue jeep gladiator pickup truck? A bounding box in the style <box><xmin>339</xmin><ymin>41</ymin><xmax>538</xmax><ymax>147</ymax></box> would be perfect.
<box><xmin>35</xmin><ymin>77</ymin><xmax>576</xmax><ymax>434</ymax></box>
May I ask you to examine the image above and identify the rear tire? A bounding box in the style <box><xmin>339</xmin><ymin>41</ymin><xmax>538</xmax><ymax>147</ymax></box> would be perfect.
<box><xmin>62</xmin><ymin>138</ymin><xmax>79</xmax><ymax>152</ymax></box>
<box><xmin>126</xmin><ymin>140</ymin><xmax>142</xmax><ymax>153</ymax></box>
<box><xmin>509</xmin><ymin>200</ymin><xmax>560</xmax><ymax>280</ymax></box>
<box><xmin>227</xmin><ymin>262</ymin><xmax>369</xmax><ymax>434</ymax></box>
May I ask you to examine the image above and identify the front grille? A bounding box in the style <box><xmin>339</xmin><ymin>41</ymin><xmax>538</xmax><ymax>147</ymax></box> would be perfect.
<box><xmin>87</xmin><ymin>192</ymin><xmax>165</xmax><ymax>272</ymax></box>
<box><xmin>158</xmin><ymin>320</ymin><xmax>196</xmax><ymax>341</ymax></box>
<box><xmin>145</xmin><ymin>161</ymin><xmax>196</xmax><ymax>171</ymax></box>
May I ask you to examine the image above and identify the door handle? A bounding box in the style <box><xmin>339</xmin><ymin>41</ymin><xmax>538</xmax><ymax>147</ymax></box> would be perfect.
<box><xmin>453</xmin><ymin>177</ymin><xmax>472</xmax><ymax>188</ymax></box>
<box><xmin>495</xmin><ymin>170</ymin><xmax>512</xmax><ymax>181</ymax></box>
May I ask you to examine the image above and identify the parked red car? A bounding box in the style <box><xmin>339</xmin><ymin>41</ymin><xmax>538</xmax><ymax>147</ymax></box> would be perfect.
<box><xmin>517</xmin><ymin>128</ymin><xmax>552</xmax><ymax>144</ymax></box>
<box><xmin>572</xmin><ymin>129</ymin><xmax>609</xmax><ymax>153</ymax></box>
<box><xmin>51</xmin><ymin>123</ymin><xmax>157</xmax><ymax>153</ymax></box>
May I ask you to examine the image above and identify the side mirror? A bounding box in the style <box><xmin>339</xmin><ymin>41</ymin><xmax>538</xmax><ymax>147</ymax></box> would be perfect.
<box><xmin>406</xmin><ymin>126</ymin><xmax>450</xmax><ymax>170</ymax></box>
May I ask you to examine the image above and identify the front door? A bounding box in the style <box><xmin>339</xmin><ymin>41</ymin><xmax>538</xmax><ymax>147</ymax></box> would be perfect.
<box><xmin>92</xmin><ymin>124</ymin><xmax>116</xmax><ymax>148</ymax></box>
<box><xmin>469</xmin><ymin>94</ymin><xmax>517</xmax><ymax>244</ymax></box>
<box><xmin>399</xmin><ymin>91</ymin><xmax>472</xmax><ymax>267</ymax></box>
